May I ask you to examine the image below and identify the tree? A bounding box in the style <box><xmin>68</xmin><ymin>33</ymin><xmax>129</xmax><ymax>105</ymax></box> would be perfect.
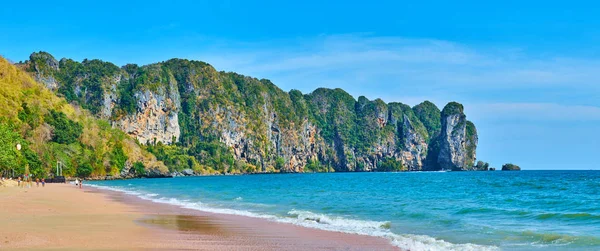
<box><xmin>76</xmin><ymin>162</ymin><xmax>93</xmax><ymax>177</ymax></box>
<box><xmin>45</xmin><ymin>110</ymin><xmax>83</xmax><ymax>144</ymax></box>
<box><xmin>18</xmin><ymin>103</ymin><xmax>42</xmax><ymax>129</ymax></box>
<box><xmin>133</xmin><ymin>162</ymin><xmax>145</xmax><ymax>177</ymax></box>
<box><xmin>110</xmin><ymin>143</ymin><xmax>128</xmax><ymax>171</ymax></box>
<box><xmin>24</xmin><ymin>147</ymin><xmax>45</xmax><ymax>178</ymax></box>
<box><xmin>275</xmin><ymin>157</ymin><xmax>285</xmax><ymax>170</ymax></box>
<box><xmin>0</xmin><ymin>121</ymin><xmax>24</xmax><ymax>176</ymax></box>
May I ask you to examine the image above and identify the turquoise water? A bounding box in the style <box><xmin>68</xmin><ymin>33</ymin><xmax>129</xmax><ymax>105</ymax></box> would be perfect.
<box><xmin>89</xmin><ymin>171</ymin><xmax>600</xmax><ymax>250</ymax></box>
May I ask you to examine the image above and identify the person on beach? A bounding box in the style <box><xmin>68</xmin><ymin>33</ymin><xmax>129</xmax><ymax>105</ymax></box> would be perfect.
<box><xmin>36</xmin><ymin>178</ymin><xmax>39</xmax><ymax>187</ymax></box>
<box><xmin>17</xmin><ymin>177</ymin><xmax>21</xmax><ymax>187</ymax></box>
<box><xmin>79</xmin><ymin>179</ymin><xmax>83</xmax><ymax>189</ymax></box>
<box><xmin>42</xmin><ymin>178</ymin><xmax>45</xmax><ymax>187</ymax></box>
<box><xmin>75</xmin><ymin>178</ymin><xmax>79</xmax><ymax>187</ymax></box>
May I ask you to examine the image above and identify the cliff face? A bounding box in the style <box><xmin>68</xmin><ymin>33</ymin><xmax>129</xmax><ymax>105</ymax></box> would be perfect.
<box><xmin>437</xmin><ymin>102</ymin><xmax>478</xmax><ymax>170</ymax></box>
<box><xmin>25</xmin><ymin>52</ymin><xmax>479</xmax><ymax>173</ymax></box>
<box><xmin>1</xmin><ymin>55</ymin><xmax>168</xmax><ymax>179</ymax></box>
<box><xmin>113</xmin><ymin>89</ymin><xmax>181</xmax><ymax>145</ymax></box>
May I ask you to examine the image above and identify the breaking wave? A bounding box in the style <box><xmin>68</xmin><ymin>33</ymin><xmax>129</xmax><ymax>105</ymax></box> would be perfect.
<box><xmin>87</xmin><ymin>184</ymin><xmax>498</xmax><ymax>251</ymax></box>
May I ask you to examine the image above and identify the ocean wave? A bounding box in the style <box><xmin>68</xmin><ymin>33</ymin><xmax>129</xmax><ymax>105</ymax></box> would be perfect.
<box><xmin>519</xmin><ymin>231</ymin><xmax>580</xmax><ymax>246</ymax></box>
<box><xmin>456</xmin><ymin>207</ymin><xmax>495</xmax><ymax>215</ymax></box>
<box><xmin>88</xmin><ymin>184</ymin><xmax>498</xmax><ymax>251</ymax></box>
<box><xmin>535</xmin><ymin>212</ymin><xmax>600</xmax><ymax>221</ymax></box>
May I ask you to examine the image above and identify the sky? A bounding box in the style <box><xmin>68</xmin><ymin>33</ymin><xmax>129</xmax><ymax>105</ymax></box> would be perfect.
<box><xmin>1</xmin><ymin>0</ymin><xmax>599</xmax><ymax>170</ymax></box>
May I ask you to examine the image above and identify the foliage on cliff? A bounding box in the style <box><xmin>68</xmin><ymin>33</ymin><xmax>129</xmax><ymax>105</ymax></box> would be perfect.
<box><xmin>23</xmin><ymin>52</ymin><xmax>480</xmax><ymax>173</ymax></box>
<box><xmin>502</xmin><ymin>163</ymin><xmax>521</xmax><ymax>171</ymax></box>
<box><xmin>441</xmin><ymin>102</ymin><xmax>464</xmax><ymax>117</ymax></box>
<box><xmin>0</xmin><ymin>56</ymin><xmax>167</xmax><ymax>178</ymax></box>
<box><xmin>413</xmin><ymin>101</ymin><xmax>441</xmax><ymax>138</ymax></box>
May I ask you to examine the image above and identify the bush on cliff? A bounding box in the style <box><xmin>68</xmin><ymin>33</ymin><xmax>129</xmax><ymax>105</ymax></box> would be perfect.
<box><xmin>377</xmin><ymin>157</ymin><xmax>405</xmax><ymax>172</ymax></box>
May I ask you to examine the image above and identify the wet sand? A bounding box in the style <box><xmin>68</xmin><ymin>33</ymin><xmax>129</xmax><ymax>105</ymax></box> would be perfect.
<box><xmin>0</xmin><ymin>183</ymin><xmax>399</xmax><ymax>250</ymax></box>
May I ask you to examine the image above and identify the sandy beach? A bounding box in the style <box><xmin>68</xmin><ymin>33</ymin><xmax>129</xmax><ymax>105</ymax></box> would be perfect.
<box><xmin>0</xmin><ymin>181</ymin><xmax>399</xmax><ymax>250</ymax></box>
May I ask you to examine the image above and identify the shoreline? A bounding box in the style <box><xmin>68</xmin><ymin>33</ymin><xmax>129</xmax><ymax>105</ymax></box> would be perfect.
<box><xmin>0</xmin><ymin>183</ymin><xmax>400</xmax><ymax>250</ymax></box>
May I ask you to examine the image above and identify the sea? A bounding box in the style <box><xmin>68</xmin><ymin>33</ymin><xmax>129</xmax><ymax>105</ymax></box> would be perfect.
<box><xmin>88</xmin><ymin>170</ymin><xmax>600</xmax><ymax>250</ymax></box>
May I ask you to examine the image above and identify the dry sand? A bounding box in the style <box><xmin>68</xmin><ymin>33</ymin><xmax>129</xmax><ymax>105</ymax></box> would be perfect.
<box><xmin>0</xmin><ymin>183</ymin><xmax>399</xmax><ymax>250</ymax></box>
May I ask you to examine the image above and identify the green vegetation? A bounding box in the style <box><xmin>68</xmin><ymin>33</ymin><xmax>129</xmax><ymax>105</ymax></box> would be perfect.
<box><xmin>22</xmin><ymin>52</ymin><xmax>482</xmax><ymax>173</ymax></box>
<box><xmin>110</xmin><ymin>143</ymin><xmax>128</xmax><ymax>171</ymax></box>
<box><xmin>413</xmin><ymin>101</ymin><xmax>441</xmax><ymax>138</ymax></box>
<box><xmin>441</xmin><ymin>102</ymin><xmax>464</xmax><ymax>117</ymax></box>
<box><xmin>133</xmin><ymin>161</ymin><xmax>145</xmax><ymax>176</ymax></box>
<box><xmin>28</xmin><ymin>53</ymin><xmax>123</xmax><ymax>114</ymax></box>
<box><xmin>377</xmin><ymin>157</ymin><xmax>405</xmax><ymax>172</ymax></box>
<box><xmin>0</xmin><ymin>121</ymin><xmax>25</xmax><ymax>176</ymax></box>
<box><xmin>388</xmin><ymin>102</ymin><xmax>429</xmax><ymax>142</ymax></box>
<box><xmin>465</xmin><ymin>121</ymin><xmax>477</xmax><ymax>167</ymax></box>
<box><xmin>304</xmin><ymin>158</ymin><xmax>332</xmax><ymax>172</ymax></box>
<box><xmin>144</xmin><ymin>142</ymin><xmax>221</xmax><ymax>174</ymax></box>
<box><xmin>76</xmin><ymin>162</ymin><xmax>93</xmax><ymax>177</ymax></box>
<box><xmin>1</xmin><ymin>56</ymin><xmax>167</xmax><ymax>179</ymax></box>
<box><xmin>45</xmin><ymin>110</ymin><xmax>83</xmax><ymax>144</ymax></box>
<box><xmin>502</xmin><ymin>163</ymin><xmax>521</xmax><ymax>171</ymax></box>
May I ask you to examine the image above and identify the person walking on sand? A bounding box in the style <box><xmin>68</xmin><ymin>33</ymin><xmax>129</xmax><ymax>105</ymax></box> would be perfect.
<box><xmin>17</xmin><ymin>177</ymin><xmax>21</xmax><ymax>187</ymax></box>
<box><xmin>36</xmin><ymin>178</ymin><xmax>39</xmax><ymax>187</ymax></box>
<box><xmin>79</xmin><ymin>179</ymin><xmax>83</xmax><ymax>189</ymax></box>
<box><xmin>41</xmin><ymin>178</ymin><xmax>45</xmax><ymax>187</ymax></box>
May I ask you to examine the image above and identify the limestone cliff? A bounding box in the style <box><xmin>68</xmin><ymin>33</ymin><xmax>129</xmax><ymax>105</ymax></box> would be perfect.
<box><xmin>2</xmin><ymin>55</ymin><xmax>168</xmax><ymax>179</ymax></box>
<box><xmin>27</xmin><ymin>53</ymin><xmax>181</xmax><ymax>146</ymax></box>
<box><xmin>437</xmin><ymin>102</ymin><xmax>478</xmax><ymax>170</ymax></box>
<box><xmin>25</xmin><ymin>52</ymin><xmax>479</xmax><ymax>173</ymax></box>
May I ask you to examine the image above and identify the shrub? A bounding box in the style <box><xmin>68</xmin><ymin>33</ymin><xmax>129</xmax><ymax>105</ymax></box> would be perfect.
<box><xmin>76</xmin><ymin>162</ymin><xmax>93</xmax><ymax>177</ymax></box>
<box><xmin>0</xmin><ymin>121</ymin><xmax>23</xmax><ymax>175</ymax></box>
<box><xmin>275</xmin><ymin>157</ymin><xmax>285</xmax><ymax>170</ymax></box>
<box><xmin>110</xmin><ymin>143</ymin><xmax>128</xmax><ymax>171</ymax></box>
<box><xmin>45</xmin><ymin>110</ymin><xmax>83</xmax><ymax>144</ymax></box>
<box><xmin>133</xmin><ymin>161</ymin><xmax>145</xmax><ymax>176</ymax></box>
<box><xmin>378</xmin><ymin>157</ymin><xmax>405</xmax><ymax>172</ymax></box>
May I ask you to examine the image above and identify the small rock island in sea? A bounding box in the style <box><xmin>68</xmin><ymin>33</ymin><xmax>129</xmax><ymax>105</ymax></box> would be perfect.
<box><xmin>501</xmin><ymin>163</ymin><xmax>521</xmax><ymax>171</ymax></box>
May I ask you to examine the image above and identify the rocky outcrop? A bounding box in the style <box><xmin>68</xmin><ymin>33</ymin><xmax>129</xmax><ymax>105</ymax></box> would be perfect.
<box><xmin>437</xmin><ymin>102</ymin><xmax>478</xmax><ymax>170</ymax></box>
<box><xmin>27</xmin><ymin>53</ymin><xmax>181</xmax><ymax>146</ymax></box>
<box><xmin>502</xmin><ymin>163</ymin><xmax>521</xmax><ymax>171</ymax></box>
<box><xmin>113</xmin><ymin>89</ymin><xmax>180</xmax><ymax>145</ymax></box>
<box><xmin>400</xmin><ymin>115</ymin><xmax>428</xmax><ymax>170</ymax></box>
<box><xmin>25</xmin><ymin>52</ymin><xmax>480</xmax><ymax>173</ymax></box>
<box><xmin>29</xmin><ymin>52</ymin><xmax>60</xmax><ymax>90</ymax></box>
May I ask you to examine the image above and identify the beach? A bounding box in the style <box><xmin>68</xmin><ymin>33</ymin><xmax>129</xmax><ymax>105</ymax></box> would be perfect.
<box><xmin>0</xmin><ymin>182</ymin><xmax>399</xmax><ymax>250</ymax></box>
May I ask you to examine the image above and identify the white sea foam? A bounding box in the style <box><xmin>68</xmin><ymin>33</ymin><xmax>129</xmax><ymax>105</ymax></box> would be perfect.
<box><xmin>88</xmin><ymin>184</ymin><xmax>498</xmax><ymax>251</ymax></box>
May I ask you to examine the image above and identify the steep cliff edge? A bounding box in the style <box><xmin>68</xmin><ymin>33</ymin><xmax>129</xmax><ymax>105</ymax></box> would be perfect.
<box><xmin>1</xmin><ymin>56</ymin><xmax>168</xmax><ymax>179</ymax></box>
<box><xmin>437</xmin><ymin>102</ymin><xmax>478</xmax><ymax>170</ymax></box>
<box><xmin>24</xmin><ymin>52</ymin><xmax>480</xmax><ymax>173</ymax></box>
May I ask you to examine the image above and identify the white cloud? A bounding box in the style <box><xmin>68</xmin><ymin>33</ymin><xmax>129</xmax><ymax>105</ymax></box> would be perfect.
<box><xmin>194</xmin><ymin>34</ymin><xmax>600</xmax><ymax>93</ymax></box>
<box><xmin>187</xmin><ymin>34</ymin><xmax>600</xmax><ymax>124</ymax></box>
<box><xmin>466</xmin><ymin>102</ymin><xmax>600</xmax><ymax>122</ymax></box>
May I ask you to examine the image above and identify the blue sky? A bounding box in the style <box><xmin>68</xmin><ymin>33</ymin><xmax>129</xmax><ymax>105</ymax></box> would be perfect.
<box><xmin>2</xmin><ymin>0</ymin><xmax>599</xmax><ymax>169</ymax></box>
